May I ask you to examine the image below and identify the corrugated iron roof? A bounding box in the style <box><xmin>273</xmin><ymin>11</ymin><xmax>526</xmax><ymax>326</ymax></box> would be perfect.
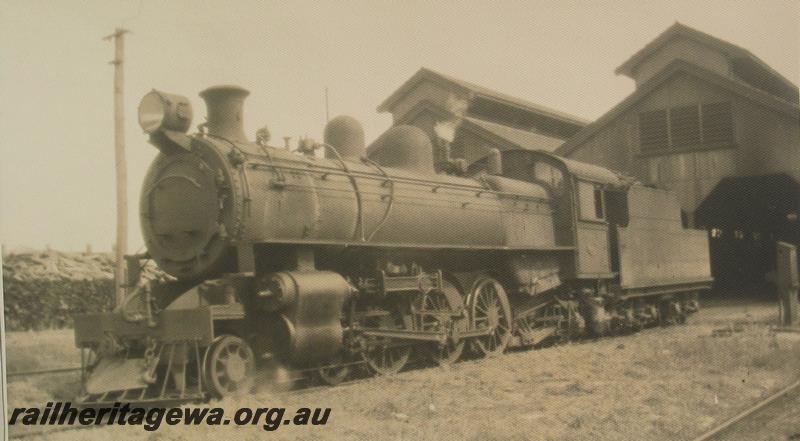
<box><xmin>461</xmin><ymin>117</ymin><xmax>565</xmax><ymax>152</ymax></box>
<box><xmin>377</xmin><ymin>67</ymin><xmax>589</xmax><ymax>127</ymax></box>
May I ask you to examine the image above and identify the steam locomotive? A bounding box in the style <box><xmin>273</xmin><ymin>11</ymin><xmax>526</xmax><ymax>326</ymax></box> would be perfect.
<box><xmin>73</xmin><ymin>85</ymin><xmax>712</xmax><ymax>404</ymax></box>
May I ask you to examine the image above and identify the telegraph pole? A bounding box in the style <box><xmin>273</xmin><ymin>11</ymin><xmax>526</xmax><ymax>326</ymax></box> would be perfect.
<box><xmin>325</xmin><ymin>86</ymin><xmax>330</xmax><ymax>122</ymax></box>
<box><xmin>104</xmin><ymin>28</ymin><xmax>129</xmax><ymax>306</ymax></box>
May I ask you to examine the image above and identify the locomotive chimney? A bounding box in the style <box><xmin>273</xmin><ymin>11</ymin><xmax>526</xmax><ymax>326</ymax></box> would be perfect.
<box><xmin>487</xmin><ymin>148</ymin><xmax>503</xmax><ymax>175</ymax></box>
<box><xmin>199</xmin><ymin>85</ymin><xmax>250</xmax><ymax>143</ymax></box>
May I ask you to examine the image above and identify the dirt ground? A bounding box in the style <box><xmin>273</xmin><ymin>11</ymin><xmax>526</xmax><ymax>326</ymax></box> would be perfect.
<box><xmin>5</xmin><ymin>299</ymin><xmax>800</xmax><ymax>441</ymax></box>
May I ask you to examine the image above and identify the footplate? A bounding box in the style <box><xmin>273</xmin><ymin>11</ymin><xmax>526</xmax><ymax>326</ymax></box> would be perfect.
<box><xmin>380</xmin><ymin>270</ymin><xmax>443</xmax><ymax>295</ymax></box>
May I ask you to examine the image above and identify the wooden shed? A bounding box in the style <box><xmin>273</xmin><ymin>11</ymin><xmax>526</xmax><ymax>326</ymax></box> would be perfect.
<box><xmin>371</xmin><ymin>67</ymin><xmax>587</xmax><ymax>166</ymax></box>
<box><xmin>556</xmin><ymin>23</ymin><xmax>800</xmax><ymax>292</ymax></box>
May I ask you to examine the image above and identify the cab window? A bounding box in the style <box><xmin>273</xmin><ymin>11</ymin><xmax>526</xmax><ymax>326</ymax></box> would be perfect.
<box><xmin>531</xmin><ymin>161</ymin><xmax>564</xmax><ymax>193</ymax></box>
<box><xmin>578</xmin><ymin>181</ymin><xmax>605</xmax><ymax>221</ymax></box>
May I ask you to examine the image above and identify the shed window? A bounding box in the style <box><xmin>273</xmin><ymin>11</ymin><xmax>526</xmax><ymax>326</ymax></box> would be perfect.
<box><xmin>701</xmin><ymin>102</ymin><xmax>734</xmax><ymax>145</ymax></box>
<box><xmin>670</xmin><ymin>105</ymin><xmax>701</xmax><ymax>148</ymax></box>
<box><xmin>578</xmin><ymin>181</ymin><xmax>605</xmax><ymax>221</ymax></box>
<box><xmin>639</xmin><ymin>110</ymin><xmax>668</xmax><ymax>152</ymax></box>
<box><xmin>639</xmin><ymin>101</ymin><xmax>734</xmax><ymax>153</ymax></box>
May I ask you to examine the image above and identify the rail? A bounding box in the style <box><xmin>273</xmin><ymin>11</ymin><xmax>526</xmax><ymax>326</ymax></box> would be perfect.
<box><xmin>690</xmin><ymin>378</ymin><xmax>800</xmax><ymax>441</ymax></box>
<box><xmin>6</xmin><ymin>366</ymin><xmax>81</xmax><ymax>378</ymax></box>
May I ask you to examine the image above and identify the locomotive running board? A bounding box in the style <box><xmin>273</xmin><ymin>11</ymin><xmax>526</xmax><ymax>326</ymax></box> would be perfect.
<box><xmin>380</xmin><ymin>270</ymin><xmax>442</xmax><ymax>295</ymax></box>
<box><xmin>360</xmin><ymin>327</ymin><xmax>493</xmax><ymax>342</ymax></box>
<box><xmin>618</xmin><ymin>280</ymin><xmax>712</xmax><ymax>300</ymax></box>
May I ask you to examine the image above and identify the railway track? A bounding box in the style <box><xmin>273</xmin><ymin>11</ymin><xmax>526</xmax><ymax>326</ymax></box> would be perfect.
<box><xmin>691</xmin><ymin>379</ymin><xmax>800</xmax><ymax>441</ymax></box>
<box><xmin>6</xmin><ymin>367</ymin><xmax>81</xmax><ymax>378</ymax></box>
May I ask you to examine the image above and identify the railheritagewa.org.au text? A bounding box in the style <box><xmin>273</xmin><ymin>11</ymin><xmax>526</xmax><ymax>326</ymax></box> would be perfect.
<box><xmin>8</xmin><ymin>402</ymin><xmax>331</xmax><ymax>431</ymax></box>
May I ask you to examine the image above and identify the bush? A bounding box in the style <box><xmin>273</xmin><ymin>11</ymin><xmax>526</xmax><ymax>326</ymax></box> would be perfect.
<box><xmin>2</xmin><ymin>251</ymin><xmax>162</xmax><ymax>331</ymax></box>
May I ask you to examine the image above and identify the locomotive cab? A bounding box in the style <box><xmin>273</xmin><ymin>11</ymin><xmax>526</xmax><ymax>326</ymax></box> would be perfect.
<box><xmin>467</xmin><ymin>148</ymin><xmax>709</xmax><ymax>331</ymax></box>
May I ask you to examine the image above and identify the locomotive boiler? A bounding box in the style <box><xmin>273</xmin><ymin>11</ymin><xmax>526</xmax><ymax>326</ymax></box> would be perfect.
<box><xmin>73</xmin><ymin>85</ymin><xmax>711</xmax><ymax>404</ymax></box>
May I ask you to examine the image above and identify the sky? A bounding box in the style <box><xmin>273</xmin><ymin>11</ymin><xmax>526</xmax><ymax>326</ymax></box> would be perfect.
<box><xmin>0</xmin><ymin>0</ymin><xmax>798</xmax><ymax>252</ymax></box>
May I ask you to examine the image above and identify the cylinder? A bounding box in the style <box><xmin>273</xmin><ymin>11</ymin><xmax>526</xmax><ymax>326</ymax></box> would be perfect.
<box><xmin>257</xmin><ymin>271</ymin><xmax>352</xmax><ymax>365</ymax></box>
<box><xmin>199</xmin><ymin>85</ymin><xmax>250</xmax><ymax>143</ymax></box>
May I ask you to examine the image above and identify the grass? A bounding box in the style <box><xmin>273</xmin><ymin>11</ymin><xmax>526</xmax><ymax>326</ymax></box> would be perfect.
<box><xmin>4</xmin><ymin>300</ymin><xmax>799</xmax><ymax>440</ymax></box>
<box><xmin>4</xmin><ymin>329</ymin><xmax>80</xmax><ymax>372</ymax></box>
<box><xmin>4</xmin><ymin>329</ymin><xmax>82</xmax><ymax>409</ymax></box>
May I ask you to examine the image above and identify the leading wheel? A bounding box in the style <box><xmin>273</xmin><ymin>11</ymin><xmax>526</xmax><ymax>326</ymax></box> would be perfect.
<box><xmin>316</xmin><ymin>355</ymin><xmax>352</xmax><ymax>386</ymax></box>
<box><xmin>203</xmin><ymin>335</ymin><xmax>255</xmax><ymax>398</ymax></box>
<box><xmin>469</xmin><ymin>276</ymin><xmax>512</xmax><ymax>357</ymax></box>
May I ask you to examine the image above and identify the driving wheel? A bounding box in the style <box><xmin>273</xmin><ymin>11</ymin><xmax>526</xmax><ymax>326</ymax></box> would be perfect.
<box><xmin>362</xmin><ymin>304</ymin><xmax>412</xmax><ymax>375</ymax></box>
<box><xmin>469</xmin><ymin>276</ymin><xmax>512</xmax><ymax>357</ymax></box>
<box><xmin>416</xmin><ymin>277</ymin><xmax>467</xmax><ymax>366</ymax></box>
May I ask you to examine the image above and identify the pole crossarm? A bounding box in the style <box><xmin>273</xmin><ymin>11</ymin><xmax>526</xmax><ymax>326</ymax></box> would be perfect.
<box><xmin>102</xmin><ymin>28</ymin><xmax>130</xmax><ymax>42</ymax></box>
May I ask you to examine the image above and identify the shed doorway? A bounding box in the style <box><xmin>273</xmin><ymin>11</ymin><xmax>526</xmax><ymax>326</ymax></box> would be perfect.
<box><xmin>695</xmin><ymin>173</ymin><xmax>800</xmax><ymax>296</ymax></box>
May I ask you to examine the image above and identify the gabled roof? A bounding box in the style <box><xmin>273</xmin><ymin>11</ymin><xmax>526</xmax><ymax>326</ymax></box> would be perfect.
<box><xmin>460</xmin><ymin>117</ymin><xmax>564</xmax><ymax>152</ymax></box>
<box><xmin>616</xmin><ymin>22</ymin><xmax>798</xmax><ymax>100</ymax></box>
<box><xmin>377</xmin><ymin>67</ymin><xmax>589</xmax><ymax>126</ymax></box>
<box><xmin>557</xmin><ymin>59</ymin><xmax>800</xmax><ymax>157</ymax></box>
<box><xmin>394</xmin><ymin>99</ymin><xmax>453</xmax><ymax>126</ymax></box>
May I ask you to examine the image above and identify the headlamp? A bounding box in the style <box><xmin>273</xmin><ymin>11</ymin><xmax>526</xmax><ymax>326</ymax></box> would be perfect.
<box><xmin>138</xmin><ymin>90</ymin><xmax>192</xmax><ymax>134</ymax></box>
